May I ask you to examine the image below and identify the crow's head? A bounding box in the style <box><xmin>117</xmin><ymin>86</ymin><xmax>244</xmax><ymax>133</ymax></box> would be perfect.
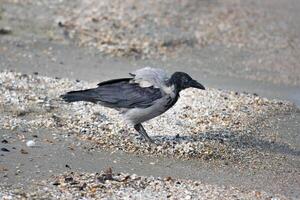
<box><xmin>169</xmin><ymin>72</ymin><xmax>205</xmax><ymax>91</ymax></box>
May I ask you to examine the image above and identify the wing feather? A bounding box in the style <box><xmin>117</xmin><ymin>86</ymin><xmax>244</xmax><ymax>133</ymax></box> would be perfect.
<box><xmin>93</xmin><ymin>79</ymin><xmax>163</xmax><ymax>108</ymax></box>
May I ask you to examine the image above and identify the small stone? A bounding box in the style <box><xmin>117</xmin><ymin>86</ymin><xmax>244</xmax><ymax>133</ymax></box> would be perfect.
<box><xmin>1</xmin><ymin>148</ymin><xmax>10</xmax><ymax>152</ymax></box>
<box><xmin>52</xmin><ymin>181</ymin><xmax>60</xmax><ymax>186</ymax></box>
<box><xmin>164</xmin><ymin>176</ymin><xmax>173</xmax><ymax>181</ymax></box>
<box><xmin>65</xmin><ymin>164</ymin><xmax>71</xmax><ymax>169</ymax></box>
<box><xmin>0</xmin><ymin>166</ymin><xmax>9</xmax><ymax>172</ymax></box>
<box><xmin>1</xmin><ymin>139</ymin><xmax>8</xmax><ymax>144</ymax></box>
<box><xmin>20</xmin><ymin>149</ymin><xmax>29</xmax><ymax>154</ymax></box>
<box><xmin>26</xmin><ymin>140</ymin><xmax>36</xmax><ymax>147</ymax></box>
<box><xmin>0</xmin><ymin>27</ymin><xmax>12</xmax><ymax>35</ymax></box>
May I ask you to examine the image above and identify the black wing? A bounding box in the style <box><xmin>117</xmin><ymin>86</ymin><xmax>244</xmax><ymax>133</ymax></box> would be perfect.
<box><xmin>61</xmin><ymin>78</ymin><xmax>163</xmax><ymax>109</ymax></box>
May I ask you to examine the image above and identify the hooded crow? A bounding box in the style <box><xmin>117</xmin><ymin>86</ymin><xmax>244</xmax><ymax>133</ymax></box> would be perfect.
<box><xmin>61</xmin><ymin>67</ymin><xmax>205</xmax><ymax>143</ymax></box>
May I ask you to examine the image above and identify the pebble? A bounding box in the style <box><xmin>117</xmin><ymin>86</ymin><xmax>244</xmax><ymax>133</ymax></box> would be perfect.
<box><xmin>1</xmin><ymin>139</ymin><xmax>9</xmax><ymax>144</ymax></box>
<box><xmin>1</xmin><ymin>147</ymin><xmax>10</xmax><ymax>152</ymax></box>
<box><xmin>20</xmin><ymin>149</ymin><xmax>29</xmax><ymax>154</ymax></box>
<box><xmin>0</xmin><ymin>26</ymin><xmax>12</xmax><ymax>35</ymax></box>
<box><xmin>26</xmin><ymin>140</ymin><xmax>36</xmax><ymax>147</ymax></box>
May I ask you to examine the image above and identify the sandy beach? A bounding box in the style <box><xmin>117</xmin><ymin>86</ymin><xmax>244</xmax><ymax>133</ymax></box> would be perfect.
<box><xmin>0</xmin><ymin>0</ymin><xmax>300</xmax><ymax>199</ymax></box>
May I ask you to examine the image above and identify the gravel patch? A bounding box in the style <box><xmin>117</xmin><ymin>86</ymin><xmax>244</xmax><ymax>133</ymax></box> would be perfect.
<box><xmin>0</xmin><ymin>71</ymin><xmax>296</xmax><ymax>162</ymax></box>
<box><xmin>57</xmin><ymin>0</ymin><xmax>295</xmax><ymax>58</ymax></box>
<box><xmin>0</xmin><ymin>169</ymin><xmax>287</xmax><ymax>200</ymax></box>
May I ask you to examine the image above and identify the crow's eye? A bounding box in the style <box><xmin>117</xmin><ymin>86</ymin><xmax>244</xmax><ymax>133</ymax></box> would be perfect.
<box><xmin>183</xmin><ymin>77</ymin><xmax>189</xmax><ymax>84</ymax></box>
<box><xmin>182</xmin><ymin>78</ymin><xmax>187</xmax><ymax>84</ymax></box>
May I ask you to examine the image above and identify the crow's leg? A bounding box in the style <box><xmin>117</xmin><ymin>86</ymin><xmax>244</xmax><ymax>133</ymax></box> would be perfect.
<box><xmin>134</xmin><ymin>123</ymin><xmax>154</xmax><ymax>143</ymax></box>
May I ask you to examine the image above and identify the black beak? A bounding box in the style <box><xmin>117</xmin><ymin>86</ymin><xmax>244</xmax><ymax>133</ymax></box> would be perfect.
<box><xmin>189</xmin><ymin>79</ymin><xmax>205</xmax><ymax>90</ymax></box>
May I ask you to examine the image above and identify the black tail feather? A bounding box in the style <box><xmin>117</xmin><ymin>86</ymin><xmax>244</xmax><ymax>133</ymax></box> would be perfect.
<box><xmin>60</xmin><ymin>89</ymin><xmax>97</xmax><ymax>103</ymax></box>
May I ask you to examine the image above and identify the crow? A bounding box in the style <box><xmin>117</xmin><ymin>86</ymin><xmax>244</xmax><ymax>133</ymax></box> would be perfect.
<box><xmin>61</xmin><ymin>67</ymin><xmax>205</xmax><ymax>143</ymax></box>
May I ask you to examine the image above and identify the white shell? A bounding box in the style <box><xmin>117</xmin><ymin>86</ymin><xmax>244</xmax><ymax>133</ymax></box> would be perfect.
<box><xmin>26</xmin><ymin>140</ymin><xmax>36</xmax><ymax>147</ymax></box>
